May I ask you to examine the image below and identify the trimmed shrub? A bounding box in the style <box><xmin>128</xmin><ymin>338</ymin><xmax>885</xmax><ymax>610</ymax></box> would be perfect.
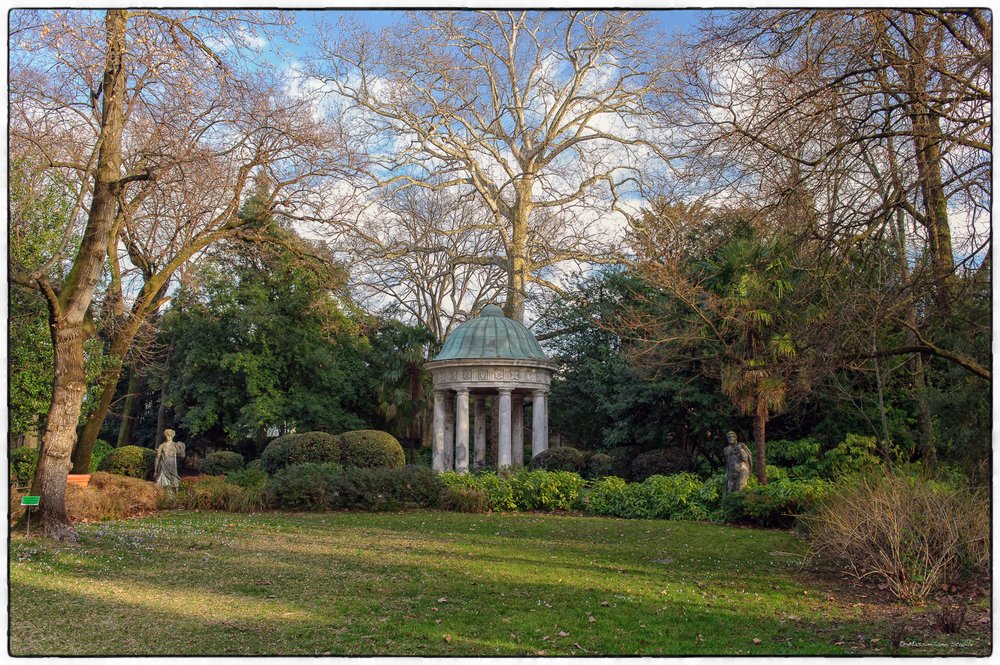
<box><xmin>608</xmin><ymin>446</ymin><xmax>641</xmax><ymax>480</ymax></box>
<box><xmin>245</xmin><ymin>458</ymin><xmax>263</xmax><ymax>472</ymax></box>
<box><xmin>260</xmin><ymin>432</ymin><xmax>341</xmax><ymax>474</ymax></box>
<box><xmin>585</xmin><ymin>452</ymin><xmax>614</xmax><ymax>479</ymax></box>
<box><xmin>439</xmin><ymin>485</ymin><xmax>489</xmax><ymax>513</ymax></box>
<box><xmin>200</xmin><ymin>451</ymin><xmax>245</xmax><ymax>476</ymax></box>
<box><xmin>325</xmin><ymin>465</ymin><xmax>441</xmax><ymax>510</ymax></box>
<box><xmin>529</xmin><ymin>447</ymin><xmax>586</xmax><ymax>474</ymax></box>
<box><xmin>10</xmin><ymin>447</ymin><xmax>38</xmax><ymax>486</ymax></box>
<box><xmin>723</xmin><ymin>478</ymin><xmax>830</xmax><ymax>528</ymax></box>
<box><xmin>89</xmin><ymin>439</ymin><xmax>114</xmax><ymax>473</ymax></box>
<box><xmin>225</xmin><ymin>466</ymin><xmax>269</xmax><ymax>490</ymax></box>
<box><xmin>268</xmin><ymin>463</ymin><xmax>441</xmax><ymax>511</ymax></box>
<box><xmin>337</xmin><ymin>430</ymin><xmax>405</xmax><ymax>469</ymax></box>
<box><xmin>630</xmin><ymin>448</ymin><xmax>688</xmax><ymax>483</ymax></box>
<box><xmin>66</xmin><ymin>472</ymin><xmax>163</xmax><ymax>522</ymax></box>
<box><xmin>804</xmin><ymin>474</ymin><xmax>989</xmax><ymax>600</ymax></box>
<box><xmin>98</xmin><ymin>445</ymin><xmax>154</xmax><ymax>479</ymax></box>
<box><xmin>268</xmin><ymin>462</ymin><xmax>339</xmax><ymax>510</ymax></box>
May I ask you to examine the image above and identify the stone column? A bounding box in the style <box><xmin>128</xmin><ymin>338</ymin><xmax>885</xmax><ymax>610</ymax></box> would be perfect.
<box><xmin>454</xmin><ymin>389</ymin><xmax>470</xmax><ymax>474</ymax></box>
<box><xmin>531</xmin><ymin>390</ymin><xmax>547</xmax><ymax>459</ymax></box>
<box><xmin>432</xmin><ymin>390</ymin><xmax>446</xmax><ymax>472</ymax></box>
<box><xmin>498</xmin><ymin>389</ymin><xmax>512</xmax><ymax>468</ymax></box>
<box><xmin>512</xmin><ymin>396</ymin><xmax>524</xmax><ymax>467</ymax></box>
<box><xmin>444</xmin><ymin>395</ymin><xmax>455</xmax><ymax>471</ymax></box>
<box><xmin>473</xmin><ymin>396</ymin><xmax>486</xmax><ymax>468</ymax></box>
<box><xmin>542</xmin><ymin>391</ymin><xmax>549</xmax><ymax>453</ymax></box>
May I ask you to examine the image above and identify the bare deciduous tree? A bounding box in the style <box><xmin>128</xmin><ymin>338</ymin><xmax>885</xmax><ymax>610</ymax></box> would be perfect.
<box><xmin>310</xmin><ymin>10</ymin><xmax>679</xmax><ymax>322</ymax></box>
<box><xmin>8</xmin><ymin>9</ymin><xmax>300</xmax><ymax>540</ymax></box>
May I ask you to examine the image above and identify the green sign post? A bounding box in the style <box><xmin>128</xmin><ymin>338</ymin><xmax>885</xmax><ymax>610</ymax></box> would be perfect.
<box><xmin>21</xmin><ymin>496</ymin><xmax>40</xmax><ymax>537</ymax></box>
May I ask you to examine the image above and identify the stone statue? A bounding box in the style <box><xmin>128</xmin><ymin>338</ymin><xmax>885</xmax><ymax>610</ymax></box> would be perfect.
<box><xmin>723</xmin><ymin>431</ymin><xmax>752</xmax><ymax>492</ymax></box>
<box><xmin>154</xmin><ymin>429</ymin><xmax>186</xmax><ymax>490</ymax></box>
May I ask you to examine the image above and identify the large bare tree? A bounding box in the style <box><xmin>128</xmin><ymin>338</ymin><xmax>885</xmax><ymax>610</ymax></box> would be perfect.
<box><xmin>310</xmin><ymin>10</ymin><xmax>679</xmax><ymax>322</ymax></box>
<box><xmin>8</xmin><ymin>9</ymin><xmax>296</xmax><ymax>540</ymax></box>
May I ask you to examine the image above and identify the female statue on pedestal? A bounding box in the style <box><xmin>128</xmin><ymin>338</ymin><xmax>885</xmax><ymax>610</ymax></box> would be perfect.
<box><xmin>723</xmin><ymin>431</ymin><xmax>752</xmax><ymax>492</ymax></box>
<box><xmin>155</xmin><ymin>429</ymin><xmax>185</xmax><ymax>490</ymax></box>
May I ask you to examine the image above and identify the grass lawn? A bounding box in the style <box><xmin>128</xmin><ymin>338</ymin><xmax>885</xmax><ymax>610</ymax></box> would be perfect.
<box><xmin>8</xmin><ymin>510</ymin><xmax>991</xmax><ymax>656</ymax></box>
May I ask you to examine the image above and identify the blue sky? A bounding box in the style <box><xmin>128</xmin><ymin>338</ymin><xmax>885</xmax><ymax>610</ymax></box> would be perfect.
<box><xmin>279</xmin><ymin>9</ymin><xmax>705</xmax><ymax>61</ymax></box>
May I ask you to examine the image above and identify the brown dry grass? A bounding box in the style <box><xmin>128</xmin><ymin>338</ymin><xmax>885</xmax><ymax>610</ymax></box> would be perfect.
<box><xmin>9</xmin><ymin>473</ymin><xmax>163</xmax><ymax>524</ymax></box>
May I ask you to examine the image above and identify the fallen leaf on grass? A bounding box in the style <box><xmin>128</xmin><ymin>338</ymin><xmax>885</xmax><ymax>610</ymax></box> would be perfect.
<box><xmin>600</xmin><ymin>601</ymin><xmax>609</xmax><ymax>606</ymax></box>
<box><xmin>574</xmin><ymin>642</ymin><xmax>590</xmax><ymax>652</ymax></box>
<box><xmin>588</xmin><ymin>615</ymin><xmax>597</xmax><ymax>623</ymax></box>
<box><xmin>557</xmin><ymin>631</ymin><xmax>569</xmax><ymax>637</ymax></box>
<box><xmin>435</xmin><ymin>619</ymin><xmax>442</xmax><ymax>624</ymax></box>
<box><xmin>438</xmin><ymin>597</ymin><xmax>448</xmax><ymax>603</ymax></box>
<box><xmin>752</xmin><ymin>638</ymin><xmax>761</xmax><ymax>645</ymax></box>
<box><xmin>443</xmin><ymin>634</ymin><xmax>452</xmax><ymax>643</ymax></box>
<box><xmin>541</xmin><ymin>636</ymin><xmax>550</xmax><ymax>642</ymax></box>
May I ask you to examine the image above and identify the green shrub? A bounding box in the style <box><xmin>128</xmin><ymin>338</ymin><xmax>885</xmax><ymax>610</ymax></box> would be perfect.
<box><xmin>10</xmin><ymin>447</ymin><xmax>38</xmax><ymax>486</ymax></box>
<box><xmin>529</xmin><ymin>447</ymin><xmax>586</xmax><ymax>473</ymax></box>
<box><xmin>328</xmin><ymin>465</ymin><xmax>442</xmax><ymax>510</ymax></box>
<box><xmin>585</xmin><ymin>476</ymin><xmax>628</xmax><ymax>515</ymax></box>
<box><xmin>268</xmin><ymin>464</ymin><xmax>442</xmax><ymax>511</ymax></box>
<box><xmin>478</xmin><ymin>473</ymin><xmax>519</xmax><ymax>511</ymax></box>
<box><xmin>723</xmin><ymin>478</ymin><xmax>831</xmax><ymax>527</ymax></box>
<box><xmin>765</xmin><ymin>465</ymin><xmax>789</xmax><ymax>482</ymax></box>
<box><xmin>608</xmin><ymin>446</ymin><xmax>641</xmax><ymax>480</ymax></box>
<box><xmin>225</xmin><ymin>466</ymin><xmax>269</xmax><ymax>490</ymax></box>
<box><xmin>822</xmin><ymin>433</ymin><xmax>883</xmax><ymax>479</ymax></box>
<box><xmin>260</xmin><ymin>432</ymin><xmax>341</xmax><ymax>474</ymax></box>
<box><xmin>585</xmin><ymin>452</ymin><xmax>614</xmax><ymax>479</ymax></box>
<box><xmin>268</xmin><ymin>462</ymin><xmax>340</xmax><ymax>510</ymax></box>
<box><xmin>89</xmin><ymin>439</ymin><xmax>114</xmax><ymax>473</ymax></box>
<box><xmin>245</xmin><ymin>459</ymin><xmax>263</xmax><ymax>472</ymax></box>
<box><xmin>439</xmin><ymin>485</ymin><xmax>489</xmax><ymax>513</ymax></box>
<box><xmin>337</xmin><ymin>430</ymin><xmax>406</xmax><ymax>469</ymax></box>
<box><xmin>630</xmin><ymin>448</ymin><xmax>688</xmax><ymax>482</ymax></box>
<box><xmin>201</xmin><ymin>451</ymin><xmax>245</xmax><ymax>476</ymax></box>
<box><xmin>767</xmin><ymin>438</ymin><xmax>821</xmax><ymax>467</ymax></box>
<box><xmin>804</xmin><ymin>474</ymin><xmax>989</xmax><ymax>600</ymax></box>
<box><xmin>98</xmin><ymin>445</ymin><xmax>154</xmax><ymax>479</ymax></box>
<box><xmin>510</xmin><ymin>470</ymin><xmax>587</xmax><ymax>511</ymax></box>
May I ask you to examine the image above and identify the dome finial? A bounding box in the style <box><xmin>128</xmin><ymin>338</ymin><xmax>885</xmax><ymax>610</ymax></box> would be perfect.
<box><xmin>479</xmin><ymin>304</ymin><xmax>504</xmax><ymax>317</ymax></box>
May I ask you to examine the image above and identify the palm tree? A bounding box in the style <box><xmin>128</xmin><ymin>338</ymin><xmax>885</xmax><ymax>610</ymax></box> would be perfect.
<box><xmin>701</xmin><ymin>237</ymin><xmax>798</xmax><ymax>484</ymax></box>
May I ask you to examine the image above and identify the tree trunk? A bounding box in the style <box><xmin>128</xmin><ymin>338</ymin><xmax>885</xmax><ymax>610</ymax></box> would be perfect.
<box><xmin>753</xmin><ymin>400</ymin><xmax>768</xmax><ymax>484</ymax></box>
<box><xmin>71</xmin><ymin>361</ymin><xmax>122</xmax><ymax>472</ymax></box>
<box><xmin>116</xmin><ymin>365</ymin><xmax>146</xmax><ymax>448</ymax></box>
<box><xmin>503</xmin><ymin>179</ymin><xmax>532</xmax><ymax>323</ymax></box>
<box><xmin>29</xmin><ymin>9</ymin><xmax>128</xmax><ymax>540</ymax></box>
<box><xmin>29</xmin><ymin>324</ymin><xmax>88</xmax><ymax>541</ymax></box>
<box><xmin>906</xmin><ymin>14</ymin><xmax>954</xmax><ymax>318</ymax></box>
<box><xmin>913</xmin><ymin>353</ymin><xmax>936</xmax><ymax>468</ymax></box>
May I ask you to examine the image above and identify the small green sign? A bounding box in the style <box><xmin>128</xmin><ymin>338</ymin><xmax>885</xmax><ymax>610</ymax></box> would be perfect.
<box><xmin>21</xmin><ymin>496</ymin><xmax>40</xmax><ymax>506</ymax></box>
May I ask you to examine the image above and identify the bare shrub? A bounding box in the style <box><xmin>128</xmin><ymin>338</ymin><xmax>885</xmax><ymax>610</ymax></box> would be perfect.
<box><xmin>65</xmin><ymin>473</ymin><xmax>163</xmax><ymax>522</ymax></box>
<box><xmin>803</xmin><ymin>474</ymin><xmax>989</xmax><ymax>600</ymax></box>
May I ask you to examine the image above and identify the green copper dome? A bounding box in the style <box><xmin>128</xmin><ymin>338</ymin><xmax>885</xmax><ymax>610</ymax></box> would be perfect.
<box><xmin>433</xmin><ymin>304</ymin><xmax>548</xmax><ymax>361</ymax></box>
